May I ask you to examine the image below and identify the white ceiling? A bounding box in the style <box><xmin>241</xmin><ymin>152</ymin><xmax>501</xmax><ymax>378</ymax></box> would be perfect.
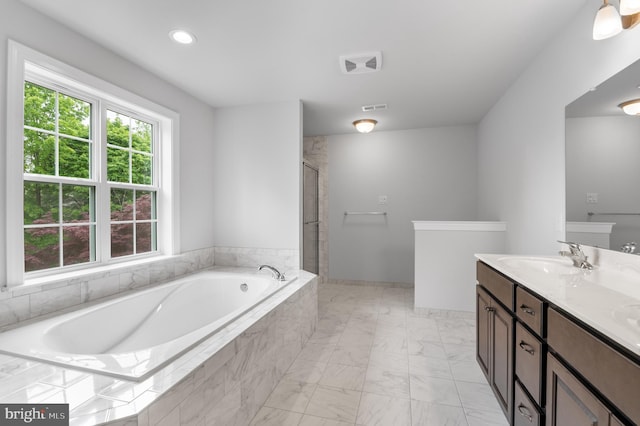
<box><xmin>21</xmin><ymin>0</ymin><xmax>589</xmax><ymax>136</ymax></box>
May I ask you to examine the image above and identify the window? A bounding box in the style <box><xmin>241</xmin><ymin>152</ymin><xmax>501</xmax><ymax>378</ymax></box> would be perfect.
<box><xmin>7</xmin><ymin>41</ymin><xmax>179</xmax><ymax>285</ymax></box>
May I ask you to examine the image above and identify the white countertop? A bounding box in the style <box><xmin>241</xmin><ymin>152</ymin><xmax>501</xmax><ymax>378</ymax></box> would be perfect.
<box><xmin>476</xmin><ymin>253</ymin><xmax>640</xmax><ymax>359</ymax></box>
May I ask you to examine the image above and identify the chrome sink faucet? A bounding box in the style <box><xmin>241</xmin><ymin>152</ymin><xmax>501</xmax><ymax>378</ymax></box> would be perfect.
<box><xmin>258</xmin><ymin>264</ymin><xmax>286</xmax><ymax>281</ymax></box>
<box><xmin>558</xmin><ymin>240</ymin><xmax>593</xmax><ymax>270</ymax></box>
<box><xmin>621</xmin><ymin>242</ymin><xmax>637</xmax><ymax>254</ymax></box>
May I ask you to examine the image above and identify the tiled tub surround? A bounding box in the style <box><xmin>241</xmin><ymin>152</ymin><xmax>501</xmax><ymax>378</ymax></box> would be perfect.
<box><xmin>213</xmin><ymin>247</ymin><xmax>300</xmax><ymax>273</ymax></box>
<box><xmin>0</xmin><ymin>271</ymin><xmax>296</xmax><ymax>380</ymax></box>
<box><xmin>0</xmin><ymin>269</ymin><xmax>317</xmax><ymax>425</ymax></box>
<box><xmin>0</xmin><ymin>246</ymin><xmax>300</xmax><ymax>331</ymax></box>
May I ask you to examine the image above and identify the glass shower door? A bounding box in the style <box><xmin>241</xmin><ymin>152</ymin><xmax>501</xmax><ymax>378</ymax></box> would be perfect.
<box><xmin>303</xmin><ymin>162</ymin><xmax>319</xmax><ymax>274</ymax></box>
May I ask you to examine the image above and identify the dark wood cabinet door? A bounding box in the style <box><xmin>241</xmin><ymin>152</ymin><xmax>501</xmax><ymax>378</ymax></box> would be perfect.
<box><xmin>492</xmin><ymin>300</ymin><xmax>514</xmax><ymax>421</ymax></box>
<box><xmin>476</xmin><ymin>285</ymin><xmax>491</xmax><ymax>378</ymax></box>
<box><xmin>546</xmin><ymin>354</ymin><xmax>609</xmax><ymax>426</ymax></box>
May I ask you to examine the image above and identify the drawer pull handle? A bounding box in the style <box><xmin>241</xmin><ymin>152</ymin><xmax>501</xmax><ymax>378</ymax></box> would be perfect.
<box><xmin>520</xmin><ymin>304</ymin><xmax>536</xmax><ymax>316</ymax></box>
<box><xmin>484</xmin><ymin>306</ymin><xmax>495</xmax><ymax>312</ymax></box>
<box><xmin>519</xmin><ymin>341</ymin><xmax>535</xmax><ymax>355</ymax></box>
<box><xmin>517</xmin><ymin>404</ymin><xmax>533</xmax><ymax>422</ymax></box>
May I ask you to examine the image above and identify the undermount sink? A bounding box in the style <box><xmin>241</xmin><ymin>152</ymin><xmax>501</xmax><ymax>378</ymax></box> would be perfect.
<box><xmin>497</xmin><ymin>256</ymin><xmax>580</xmax><ymax>276</ymax></box>
<box><xmin>612</xmin><ymin>304</ymin><xmax>640</xmax><ymax>331</ymax></box>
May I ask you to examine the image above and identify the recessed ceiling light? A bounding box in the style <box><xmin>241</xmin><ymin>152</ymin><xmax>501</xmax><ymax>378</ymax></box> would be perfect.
<box><xmin>169</xmin><ymin>30</ymin><xmax>196</xmax><ymax>45</ymax></box>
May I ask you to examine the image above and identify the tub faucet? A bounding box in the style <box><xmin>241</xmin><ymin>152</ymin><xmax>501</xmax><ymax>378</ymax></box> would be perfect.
<box><xmin>259</xmin><ymin>264</ymin><xmax>286</xmax><ymax>281</ymax></box>
<box><xmin>558</xmin><ymin>240</ymin><xmax>593</xmax><ymax>270</ymax></box>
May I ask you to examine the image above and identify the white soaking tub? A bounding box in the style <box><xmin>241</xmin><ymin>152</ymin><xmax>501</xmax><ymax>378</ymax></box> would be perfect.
<box><xmin>0</xmin><ymin>270</ymin><xmax>295</xmax><ymax>381</ymax></box>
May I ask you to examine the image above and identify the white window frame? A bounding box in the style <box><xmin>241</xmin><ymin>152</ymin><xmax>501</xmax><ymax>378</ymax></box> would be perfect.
<box><xmin>6</xmin><ymin>40</ymin><xmax>180</xmax><ymax>287</ymax></box>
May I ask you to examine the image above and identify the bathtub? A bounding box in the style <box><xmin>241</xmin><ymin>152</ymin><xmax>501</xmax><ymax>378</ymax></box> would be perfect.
<box><xmin>0</xmin><ymin>270</ymin><xmax>295</xmax><ymax>381</ymax></box>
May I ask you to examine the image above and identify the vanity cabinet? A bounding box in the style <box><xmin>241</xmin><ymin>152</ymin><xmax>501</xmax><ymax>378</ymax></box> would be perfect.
<box><xmin>476</xmin><ymin>263</ymin><xmax>515</xmax><ymax>422</ymax></box>
<box><xmin>547</xmin><ymin>307</ymin><xmax>640</xmax><ymax>425</ymax></box>
<box><xmin>476</xmin><ymin>260</ymin><xmax>640</xmax><ymax>426</ymax></box>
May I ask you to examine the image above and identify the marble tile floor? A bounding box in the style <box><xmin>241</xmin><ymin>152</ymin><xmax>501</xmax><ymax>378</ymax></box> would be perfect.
<box><xmin>248</xmin><ymin>283</ymin><xmax>509</xmax><ymax>426</ymax></box>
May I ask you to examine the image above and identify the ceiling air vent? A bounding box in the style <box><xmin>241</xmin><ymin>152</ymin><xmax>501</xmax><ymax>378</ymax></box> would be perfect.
<box><xmin>339</xmin><ymin>52</ymin><xmax>382</xmax><ymax>75</ymax></box>
<box><xmin>362</xmin><ymin>104</ymin><xmax>388</xmax><ymax>112</ymax></box>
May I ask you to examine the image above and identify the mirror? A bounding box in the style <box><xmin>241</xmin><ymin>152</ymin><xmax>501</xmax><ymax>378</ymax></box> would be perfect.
<box><xmin>566</xmin><ymin>59</ymin><xmax>640</xmax><ymax>253</ymax></box>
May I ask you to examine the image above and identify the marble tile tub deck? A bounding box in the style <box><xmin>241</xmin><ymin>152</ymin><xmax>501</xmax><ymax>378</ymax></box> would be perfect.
<box><xmin>249</xmin><ymin>283</ymin><xmax>508</xmax><ymax>426</ymax></box>
<box><xmin>0</xmin><ymin>268</ymin><xmax>318</xmax><ymax>426</ymax></box>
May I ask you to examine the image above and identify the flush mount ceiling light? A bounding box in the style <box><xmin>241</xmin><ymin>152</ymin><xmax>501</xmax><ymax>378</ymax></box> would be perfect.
<box><xmin>619</xmin><ymin>98</ymin><xmax>640</xmax><ymax>115</ymax></box>
<box><xmin>353</xmin><ymin>119</ymin><xmax>377</xmax><ymax>133</ymax></box>
<box><xmin>169</xmin><ymin>29</ymin><xmax>196</xmax><ymax>44</ymax></box>
<box><xmin>592</xmin><ymin>0</ymin><xmax>640</xmax><ymax>40</ymax></box>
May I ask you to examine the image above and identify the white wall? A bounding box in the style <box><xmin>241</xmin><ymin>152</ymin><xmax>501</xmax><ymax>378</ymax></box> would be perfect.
<box><xmin>211</xmin><ymin>101</ymin><xmax>302</xmax><ymax>251</ymax></box>
<box><xmin>566</xmin><ymin>116</ymin><xmax>640</xmax><ymax>249</ymax></box>
<box><xmin>328</xmin><ymin>126</ymin><xmax>477</xmax><ymax>284</ymax></box>
<box><xmin>477</xmin><ymin>3</ymin><xmax>640</xmax><ymax>255</ymax></box>
<box><xmin>0</xmin><ymin>0</ymin><xmax>217</xmax><ymax>286</ymax></box>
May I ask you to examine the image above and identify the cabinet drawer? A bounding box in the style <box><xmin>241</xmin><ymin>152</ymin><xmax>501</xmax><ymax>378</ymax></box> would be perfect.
<box><xmin>515</xmin><ymin>322</ymin><xmax>543</xmax><ymax>406</ymax></box>
<box><xmin>514</xmin><ymin>379</ymin><xmax>542</xmax><ymax>426</ymax></box>
<box><xmin>477</xmin><ymin>262</ymin><xmax>514</xmax><ymax>311</ymax></box>
<box><xmin>548</xmin><ymin>308</ymin><xmax>640</xmax><ymax>424</ymax></box>
<box><xmin>516</xmin><ymin>287</ymin><xmax>545</xmax><ymax>336</ymax></box>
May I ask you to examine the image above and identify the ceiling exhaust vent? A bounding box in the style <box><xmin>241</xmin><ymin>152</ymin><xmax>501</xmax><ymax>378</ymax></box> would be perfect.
<box><xmin>339</xmin><ymin>52</ymin><xmax>382</xmax><ymax>75</ymax></box>
<box><xmin>362</xmin><ymin>104</ymin><xmax>388</xmax><ymax>112</ymax></box>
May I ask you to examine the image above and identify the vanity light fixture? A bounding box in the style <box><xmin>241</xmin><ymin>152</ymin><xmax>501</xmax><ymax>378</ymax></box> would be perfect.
<box><xmin>620</xmin><ymin>0</ymin><xmax>640</xmax><ymax>15</ymax></box>
<box><xmin>592</xmin><ymin>0</ymin><xmax>640</xmax><ymax>40</ymax></box>
<box><xmin>169</xmin><ymin>29</ymin><xmax>197</xmax><ymax>45</ymax></box>
<box><xmin>353</xmin><ymin>119</ymin><xmax>377</xmax><ymax>133</ymax></box>
<box><xmin>593</xmin><ymin>0</ymin><xmax>623</xmax><ymax>40</ymax></box>
<box><xmin>618</xmin><ymin>98</ymin><xmax>640</xmax><ymax>115</ymax></box>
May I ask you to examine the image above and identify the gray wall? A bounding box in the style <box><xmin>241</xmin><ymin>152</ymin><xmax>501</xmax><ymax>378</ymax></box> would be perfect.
<box><xmin>211</xmin><ymin>101</ymin><xmax>302</xmax><ymax>251</ymax></box>
<box><xmin>328</xmin><ymin>126</ymin><xmax>477</xmax><ymax>284</ymax></box>
<box><xmin>566</xmin><ymin>116</ymin><xmax>640</xmax><ymax>249</ymax></box>
<box><xmin>477</xmin><ymin>2</ymin><xmax>640</xmax><ymax>255</ymax></box>
<box><xmin>2</xmin><ymin>0</ymin><xmax>212</xmax><ymax>287</ymax></box>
